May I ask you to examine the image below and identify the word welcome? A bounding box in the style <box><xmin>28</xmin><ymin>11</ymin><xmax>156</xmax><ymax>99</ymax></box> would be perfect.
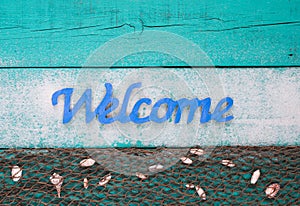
<box><xmin>52</xmin><ymin>82</ymin><xmax>234</xmax><ymax>124</ymax></box>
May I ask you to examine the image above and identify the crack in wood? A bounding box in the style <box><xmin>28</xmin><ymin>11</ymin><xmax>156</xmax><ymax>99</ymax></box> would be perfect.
<box><xmin>200</xmin><ymin>21</ymin><xmax>300</xmax><ymax>32</ymax></box>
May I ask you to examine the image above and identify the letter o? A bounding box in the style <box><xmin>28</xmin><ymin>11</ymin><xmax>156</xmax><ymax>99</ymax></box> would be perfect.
<box><xmin>149</xmin><ymin>98</ymin><xmax>177</xmax><ymax>123</ymax></box>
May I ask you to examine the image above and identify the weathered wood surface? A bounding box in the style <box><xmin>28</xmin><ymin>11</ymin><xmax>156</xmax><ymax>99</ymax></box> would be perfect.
<box><xmin>0</xmin><ymin>68</ymin><xmax>299</xmax><ymax>147</ymax></box>
<box><xmin>0</xmin><ymin>0</ymin><xmax>299</xmax><ymax>67</ymax></box>
<box><xmin>0</xmin><ymin>1</ymin><xmax>299</xmax><ymax>147</ymax></box>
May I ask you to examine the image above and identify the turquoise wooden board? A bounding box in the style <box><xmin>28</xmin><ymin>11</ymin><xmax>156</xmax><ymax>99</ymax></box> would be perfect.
<box><xmin>0</xmin><ymin>67</ymin><xmax>299</xmax><ymax>148</ymax></box>
<box><xmin>0</xmin><ymin>0</ymin><xmax>299</xmax><ymax>67</ymax></box>
<box><xmin>0</xmin><ymin>1</ymin><xmax>299</xmax><ymax>148</ymax></box>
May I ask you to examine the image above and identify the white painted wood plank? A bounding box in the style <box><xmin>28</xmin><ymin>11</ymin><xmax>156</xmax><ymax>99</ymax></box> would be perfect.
<box><xmin>0</xmin><ymin>68</ymin><xmax>298</xmax><ymax>147</ymax></box>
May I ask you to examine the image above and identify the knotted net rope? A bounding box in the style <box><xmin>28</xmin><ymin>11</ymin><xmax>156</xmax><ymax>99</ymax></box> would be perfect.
<box><xmin>0</xmin><ymin>146</ymin><xmax>299</xmax><ymax>205</ymax></box>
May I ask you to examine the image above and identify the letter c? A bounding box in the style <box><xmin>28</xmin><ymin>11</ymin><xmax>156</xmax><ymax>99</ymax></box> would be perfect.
<box><xmin>129</xmin><ymin>98</ymin><xmax>152</xmax><ymax>124</ymax></box>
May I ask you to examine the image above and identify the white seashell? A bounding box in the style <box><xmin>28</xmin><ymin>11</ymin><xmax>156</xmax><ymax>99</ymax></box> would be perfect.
<box><xmin>185</xmin><ymin>183</ymin><xmax>195</xmax><ymax>189</ymax></box>
<box><xmin>265</xmin><ymin>183</ymin><xmax>280</xmax><ymax>198</ymax></box>
<box><xmin>50</xmin><ymin>173</ymin><xmax>63</xmax><ymax>198</ymax></box>
<box><xmin>99</xmin><ymin>174</ymin><xmax>111</xmax><ymax>186</ymax></box>
<box><xmin>148</xmin><ymin>164</ymin><xmax>164</xmax><ymax>172</ymax></box>
<box><xmin>79</xmin><ymin>158</ymin><xmax>95</xmax><ymax>167</ymax></box>
<box><xmin>190</xmin><ymin>148</ymin><xmax>204</xmax><ymax>156</ymax></box>
<box><xmin>180</xmin><ymin>157</ymin><xmax>193</xmax><ymax>165</ymax></box>
<box><xmin>136</xmin><ymin>172</ymin><xmax>148</xmax><ymax>180</ymax></box>
<box><xmin>83</xmin><ymin>178</ymin><xmax>88</xmax><ymax>189</ymax></box>
<box><xmin>11</xmin><ymin>165</ymin><xmax>22</xmax><ymax>182</ymax></box>
<box><xmin>250</xmin><ymin>169</ymin><xmax>260</xmax><ymax>184</ymax></box>
<box><xmin>56</xmin><ymin>187</ymin><xmax>61</xmax><ymax>198</ymax></box>
<box><xmin>195</xmin><ymin>186</ymin><xmax>206</xmax><ymax>200</ymax></box>
<box><xmin>221</xmin><ymin>160</ymin><xmax>235</xmax><ymax>167</ymax></box>
<box><xmin>50</xmin><ymin>173</ymin><xmax>63</xmax><ymax>186</ymax></box>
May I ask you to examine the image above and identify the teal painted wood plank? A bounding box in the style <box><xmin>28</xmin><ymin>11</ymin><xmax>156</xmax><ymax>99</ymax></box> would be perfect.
<box><xmin>0</xmin><ymin>0</ymin><xmax>299</xmax><ymax>67</ymax></box>
<box><xmin>0</xmin><ymin>67</ymin><xmax>299</xmax><ymax>148</ymax></box>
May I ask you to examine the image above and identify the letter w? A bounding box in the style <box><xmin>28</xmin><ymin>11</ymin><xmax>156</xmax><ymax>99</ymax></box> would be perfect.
<box><xmin>52</xmin><ymin>88</ymin><xmax>96</xmax><ymax>124</ymax></box>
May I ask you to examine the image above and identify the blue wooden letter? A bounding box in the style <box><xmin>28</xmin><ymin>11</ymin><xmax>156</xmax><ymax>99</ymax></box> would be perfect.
<box><xmin>211</xmin><ymin>97</ymin><xmax>234</xmax><ymax>122</ymax></box>
<box><xmin>52</xmin><ymin>88</ymin><xmax>96</xmax><ymax>124</ymax></box>
<box><xmin>96</xmin><ymin>83</ymin><xmax>119</xmax><ymax>124</ymax></box>
<box><xmin>115</xmin><ymin>82</ymin><xmax>142</xmax><ymax>123</ymax></box>
<box><xmin>150</xmin><ymin>98</ymin><xmax>178</xmax><ymax>123</ymax></box>
<box><xmin>129</xmin><ymin>98</ymin><xmax>152</xmax><ymax>124</ymax></box>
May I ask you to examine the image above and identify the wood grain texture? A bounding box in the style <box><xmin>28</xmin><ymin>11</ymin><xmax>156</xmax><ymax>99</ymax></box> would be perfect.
<box><xmin>0</xmin><ymin>1</ymin><xmax>299</xmax><ymax>147</ymax></box>
<box><xmin>0</xmin><ymin>68</ymin><xmax>299</xmax><ymax>147</ymax></box>
<box><xmin>0</xmin><ymin>0</ymin><xmax>299</xmax><ymax>67</ymax></box>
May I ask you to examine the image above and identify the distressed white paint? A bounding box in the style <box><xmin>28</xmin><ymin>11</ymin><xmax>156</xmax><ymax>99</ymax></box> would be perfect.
<box><xmin>0</xmin><ymin>68</ymin><xmax>299</xmax><ymax>147</ymax></box>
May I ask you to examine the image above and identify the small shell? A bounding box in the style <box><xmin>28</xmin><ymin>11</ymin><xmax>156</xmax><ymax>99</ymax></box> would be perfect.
<box><xmin>185</xmin><ymin>183</ymin><xmax>195</xmax><ymax>189</ymax></box>
<box><xmin>221</xmin><ymin>160</ymin><xmax>235</xmax><ymax>167</ymax></box>
<box><xmin>79</xmin><ymin>158</ymin><xmax>95</xmax><ymax>167</ymax></box>
<box><xmin>50</xmin><ymin>173</ymin><xmax>63</xmax><ymax>187</ymax></box>
<box><xmin>265</xmin><ymin>183</ymin><xmax>280</xmax><ymax>198</ymax></box>
<box><xmin>83</xmin><ymin>178</ymin><xmax>88</xmax><ymax>189</ymax></box>
<box><xmin>99</xmin><ymin>174</ymin><xmax>111</xmax><ymax>186</ymax></box>
<box><xmin>56</xmin><ymin>186</ymin><xmax>61</xmax><ymax>198</ymax></box>
<box><xmin>190</xmin><ymin>148</ymin><xmax>204</xmax><ymax>156</ymax></box>
<box><xmin>180</xmin><ymin>157</ymin><xmax>193</xmax><ymax>165</ymax></box>
<box><xmin>195</xmin><ymin>186</ymin><xmax>206</xmax><ymax>200</ymax></box>
<box><xmin>136</xmin><ymin>172</ymin><xmax>148</xmax><ymax>180</ymax></box>
<box><xmin>11</xmin><ymin>165</ymin><xmax>22</xmax><ymax>182</ymax></box>
<box><xmin>250</xmin><ymin>169</ymin><xmax>260</xmax><ymax>184</ymax></box>
<box><xmin>148</xmin><ymin>164</ymin><xmax>164</xmax><ymax>172</ymax></box>
<box><xmin>50</xmin><ymin>173</ymin><xmax>63</xmax><ymax>198</ymax></box>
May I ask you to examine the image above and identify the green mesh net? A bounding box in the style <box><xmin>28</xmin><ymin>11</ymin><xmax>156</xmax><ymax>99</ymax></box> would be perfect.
<box><xmin>0</xmin><ymin>146</ymin><xmax>299</xmax><ymax>205</ymax></box>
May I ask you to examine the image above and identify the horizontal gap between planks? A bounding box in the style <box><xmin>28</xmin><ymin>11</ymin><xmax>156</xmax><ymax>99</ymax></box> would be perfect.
<box><xmin>1</xmin><ymin>146</ymin><xmax>298</xmax><ymax>150</ymax></box>
<box><xmin>0</xmin><ymin>65</ymin><xmax>300</xmax><ymax>69</ymax></box>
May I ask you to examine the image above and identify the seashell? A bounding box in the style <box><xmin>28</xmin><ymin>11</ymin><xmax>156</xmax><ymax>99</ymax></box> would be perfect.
<box><xmin>50</xmin><ymin>173</ymin><xmax>63</xmax><ymax>198</ymax></box>
<box><xmin>83</xmin><ymin>178</ymin><xmax>88</xmax><ymax>189</ymax></box>
<box><xmin>148</xmin><ymin>164</ymin><xmax>164</xmax><ymax>172</ymax></box>
<box><xmin>11</xmin><ymin>165</ymin><xmax>22</xmax><ymax>182</ymax></box>
<box><xmin>136</xmin><ymin>172</ymin><xmax>148</xmax><ymax>180</ymax></box>
<box><xmin>180</xmin><ymin>157</ymin><xmax>193</xmax><ymax>165</ymax></box>
<box><xmin>195</xmin><ymin>186</ymin><xmax>206</xmax><ymax>200</ymax></box>
<box><xmin>190</xmin><ymin>148</ymin><xmax>204</xmax><ymax>156</ymax></box>
<box><xmin>185</xmin><ymin>183</ymin><xmax>195</xmax><ymax>189</ymax></box>
<box><xmin>50</xmin><ymin>173</ymin><xmax>63</xmax><ymax>186</ymax></box>
<box><xmin>250</xmin><ymin>169</ymin><xmax>260</xmax><ymax>184</ymax></box>
<box><xmin>221</xmin><ymin>159</ymin><xmax>235</xmax><ymax>167</ymax></box>
<box><xmin>79</xmin><ymin>158</ymin><xmax>95</xmax><ymax>167</ymax></box>
<box><xmin>265</xmin><ymin>183</ymin><xmax>280</xmax><ymax>198</ymax></box>
<box><xmin>99</xmin><ymin>174</ymin><xmax>111</xmax><ymax>187</ymax></box>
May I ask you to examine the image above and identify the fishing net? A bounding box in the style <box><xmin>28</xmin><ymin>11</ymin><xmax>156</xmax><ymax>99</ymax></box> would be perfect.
<box><xmin>0</xmin><ymin>146</ymin><xmax>299</xmax><ymax>205</ymax></box>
